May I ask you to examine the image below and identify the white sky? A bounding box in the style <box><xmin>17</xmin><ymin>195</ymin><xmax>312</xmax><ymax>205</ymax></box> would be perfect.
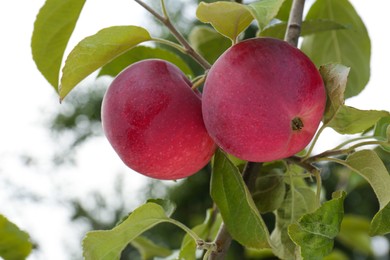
<box><xmin>0</xmin><ymin>0</ymin><xmax>389</xmax><ymax>259</ymax></box>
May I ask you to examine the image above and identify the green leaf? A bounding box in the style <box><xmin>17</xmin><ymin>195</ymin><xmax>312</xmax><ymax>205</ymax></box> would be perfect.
<box><xmin>211</xmin><ymin>150</ymin><xmax>270</xmax><ymax>249</ymax></box>
<box><xmin>301</xmin><ymin>0</ymin><xmax>371</xmax><ymax>98</ymax></box>
<box><xmin>252</xmin><ymin>168</ymin><xmax>286</xmax><ymax>213</ymax></box>
<box><xmin>196</xmin><ymin>2</ymin><xmax>253</xmax><ymax>42</ymax></box>
<box><xmin>146</xmin><ymin>199</ymin><xmax>176</xmax><ymax>218</ymax></box>
<box><xmin>326</xmin><ymin>106</ymin><xmax>390</xmax><ymax>134</ymax></box>
<box><xmin>131</xmin><ymin>236</ymin><xmax>171</xmax><ymax>260</ymax></box>
<box><xmin>345</xmin><ymin>151</ymin><xmax>390</xmax><ymax>203</ymax></box>
<box><xmin>179</xmin><ymin>209</ymin><xmax>222</xmax><ymax>260</ymax></box>
<box><xmin>370</xmin><ymin>202</ymin><xmax>390</xmax><ymax>236</ymax></box>
<box><xmin>323</xmin><ymin>250</ymin><xmax>349</xmax><ymax>260</ymax></box>
<box><xmin>245</xmin><ymin>248</ymin><xmax>275</xmax><ymax>259</ymax></box>
<box><xmin>320</xmin><ymin>64</ymin><xmax>389</xmax><ymax>134</ymax></box>
<box><xmin>0</xmin><ymin>214</ymin><xmax>33</xmax><ymax>260</ymax></box>
<box><xmin>246</xmin><ymin>0</ymin><xmax>286</xmax><ymax>32</ymax></box>
<box><xmin>271</xmin><ymin>186</ymin><xmax>317</xmax><ymax>259</ymax></box>
<box><xmin>260</xmin><ymin>19</ymin><xmax>347</xmax><ymax>40</ymax></box>
<box><xmin>226</xmin><ymin>153</ymin><xmax>247</xmax><ymax>169</ymax></box>
<box><xmin>188</xmin><ymin>26</ymin><xmax>231</xmax><ymax>64</ymax></box>
<box><xmin>374</xmin><ymin>116</ymin><xmax>390</xmax><ymax>152</ymax></box>
<box><xmin>83</xmin><ymin>202</ymin><xmax>173</xmax><ymax>260</ymax></box>
<box><xmin>275</xmin><ymin>0</ymin><xmax>292</xmax><ymax>21</ymax></box>
<box><xmin>98</xmin><ymin>46</ymin><xmax>193</xmax><ymax>78</ymax></box>
<box><xmin>345</xmin><ymin>150</ymin><xmax>390</xmax><ymax>235</ymax></box>
<box><xmin>387</xmin><ymin>126</ymin><xmax>390</xmax><ymax>141</ymax></box>
<box><xmin>300</xmin><ymin>19</ymin><xmax>348</xmax><ymax>35</ymax></box>
<box><xmin>288</xmin><ymin>191</ymin><xmax>346</xmax><ymax>260</ymax></box>
<box><xmin>31</xmin><ymin>0</ymin><xmax>86</xmax><ymax>89</ymax></box>
<box><xmin>60</xmin><ymin>26</ymin><xmax>151</xmax><ymax>100</ymax></box>
<box><xmin>337</xmin><ymin>215</ymin><xmax>373</xmax><ymax>255</ymax></box>
<box><xmin>319</xmin><ymin>64</ymin><xmax>350</xmax><ymax>125</ymax></box>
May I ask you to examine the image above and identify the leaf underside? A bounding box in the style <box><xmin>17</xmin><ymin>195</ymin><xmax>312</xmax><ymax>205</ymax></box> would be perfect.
<box><xmin>288</xmin><ymin>191</ymin><xmax>346</xmax><ymax>260</ymax></box>
<box><xmin>345</xmin><ymin>150</ymin><xmax>390</xmax><ymax>235</ymax></box>
<box><xmin>196</xmin><ymin>2</ymin><xmax>253</xmax><ymax>42</ymax></box>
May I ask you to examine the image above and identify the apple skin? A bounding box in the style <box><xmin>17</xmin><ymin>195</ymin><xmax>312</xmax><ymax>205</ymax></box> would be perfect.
<box><xmin>202</xmin><ymin>38</ymin><xmax>326</xmax><ymax>162</ymax></box>
<box><xmin>101</xmin><ymin>59</ymin><xmax>216</xmax><ymax>180</ymax></box>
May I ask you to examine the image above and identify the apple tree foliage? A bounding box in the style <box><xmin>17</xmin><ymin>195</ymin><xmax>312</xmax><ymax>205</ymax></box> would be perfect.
<box><xmin>0</xmin><ymin>214</ymin><xmax>33</xmax><ymax>260</ymax></box>
<box><xmin>19</xmin><ymin>0</ymin><xmax>390</xmax><ymax>259</ymax></box>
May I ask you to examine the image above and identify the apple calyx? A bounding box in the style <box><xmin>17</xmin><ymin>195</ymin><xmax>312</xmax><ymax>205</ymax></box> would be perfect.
<box><xmin>292</xmin><ymin>117</ymin><xmax>304</xmax><ymax>131</ymax></box>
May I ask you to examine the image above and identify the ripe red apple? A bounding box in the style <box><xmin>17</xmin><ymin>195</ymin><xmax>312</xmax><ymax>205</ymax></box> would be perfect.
<box><xmin>101</xmin><ymin>59</ymin><xmax>216</xmax><ymax>180</ymax></box>
<box><xmin>202</xmin><ymin>38</ymin><xmax>326</xmax><ymax>162</ymax></box>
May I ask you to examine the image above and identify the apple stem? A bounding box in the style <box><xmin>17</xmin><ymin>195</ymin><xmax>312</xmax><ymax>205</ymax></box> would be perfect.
<box><xmin>191</xmin><ymin>75</ymin><xmax>206</xmax><ymax>90</ymax></box>
<box><xmin>303</xmin><ymin>124</ymin><xmax>326</xmax><ymax>159</ymax></box>
<box><xmin>284</xmin><ymin>0</ymin><xmax>306</xmax><ymax>47</ymax></box>
<box><xmin>134</xmin><ymin>0</ymin><xmax>212</xmax><ymax>70</ymax></box>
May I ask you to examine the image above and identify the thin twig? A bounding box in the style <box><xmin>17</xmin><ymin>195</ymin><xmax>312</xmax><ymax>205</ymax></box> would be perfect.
<box><xmin>286</xmin><ymin>156</ymin><xmax>319</xmax><ymax>174</ymax></box>
<box><xmin>303</xmin><ymin>124</ymin><xmax>326</xmax><ymax>159</ymax></box>
<box><xmin>284</xmin><ymin>0</ymin><xmax>306</xmax><ymax>47</ymax></box>
<box><xmin>134</xmin><ymin>0</ymin><xmax>164</xmax><ymax>21</ymax></box>
<box><xmin>134</xmin><ymin>0</ymin><xmax>211</xmax><ymax>69</ymax></box>
<box><xmin>332</xmin><ymin>135</ymin><xmax>375</xmax><ymax>150</ymax></box>
<box><xmin>303</xmin><ymin>149</ymin><xmax>351</xmax><ymax>164</ymax></box>
<box><xmin>303</xmin><ymin>140</ymin><xmax>385</xmax><ymax>164</ymax></box>
<box><xmin>191</xmin><ymin>75</ymin><xmax>206</xmax><ymax>90</ymax></box>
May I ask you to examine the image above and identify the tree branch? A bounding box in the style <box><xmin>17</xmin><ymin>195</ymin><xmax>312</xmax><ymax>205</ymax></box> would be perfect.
<box><xmin>284</xmin><ymin>0</ymin><xmax>306</xmax><ymax>47</ymax></box>
<box><xmin>286</xmin><ymin>156</ymin><xmax>319</xmax><ymax>174</ymax></box>
<box><xmin>208</xmin><ymin>223</ymin><xmax>232</xmax><ymax>260</ymax></box>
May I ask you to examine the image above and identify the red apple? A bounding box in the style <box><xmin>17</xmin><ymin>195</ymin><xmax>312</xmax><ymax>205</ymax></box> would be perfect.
<box><xmin>102</xmin><ymin>59</ymin><xmax>216</xmax><ymax>180</ymax></box>
<box><xmin>202</xmin><ymin>38</ymin><xmax>326</xmax><ymax>162</ymax></box>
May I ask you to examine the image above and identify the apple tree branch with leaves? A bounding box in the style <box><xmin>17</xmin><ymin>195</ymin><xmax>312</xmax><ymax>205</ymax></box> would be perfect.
<box><xmin>25</xmin><ymin>0</ymin><xmax>390</xmax><ymax>259</ymax></box>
